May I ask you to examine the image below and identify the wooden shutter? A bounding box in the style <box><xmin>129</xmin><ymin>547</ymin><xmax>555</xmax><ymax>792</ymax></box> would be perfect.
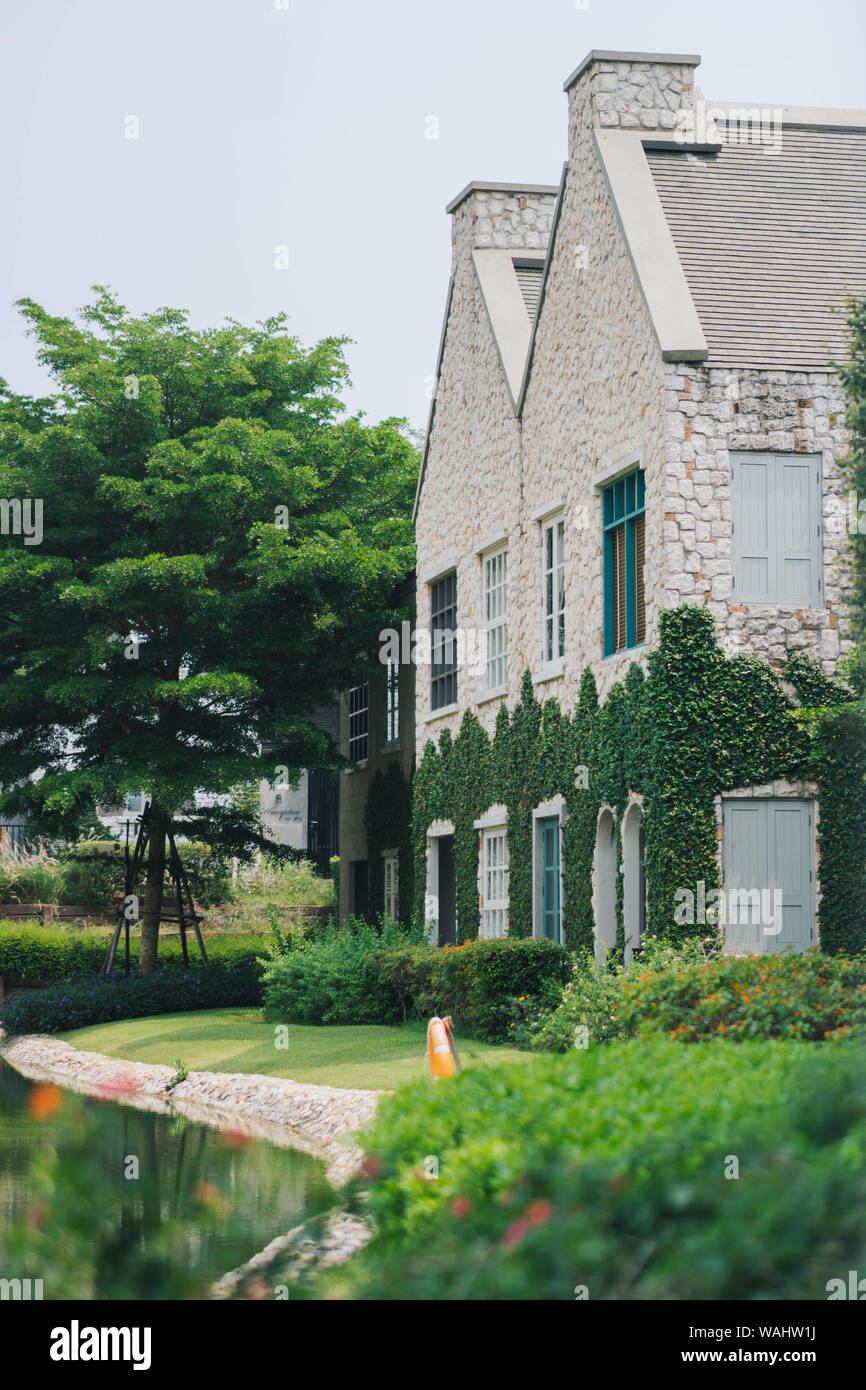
<box><xmin>634</xmin><ymin>512</ymin><xmax>646</xmax><ymax>644</ymax></box>
<box><xmin>613</xmin><ymin>527</ymin><xmax>626</xmax><ymax>652</ymax></box>
<box><xmin>777</xmin><ymin>456</ymin><xmax>821</xmax><ymax>605</ymax></box>
<box><xmin>731</xmin><ymin>455</ymin><xmax>771</xmax><ymax>600</ymax></box>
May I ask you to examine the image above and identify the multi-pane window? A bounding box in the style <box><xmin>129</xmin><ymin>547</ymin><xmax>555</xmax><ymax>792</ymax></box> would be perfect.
<box><xmin>384</xmin><ymin>659</ymin><xmax>400</xmax><ymax>746</ymax></box>
<box><xmin>431</xmin><ymin>570</ymin><xmax>458</xmax><ymax>711</ymax></box>
<box><xmin>603</xmin><ymin>469</ymin><xmax>646</xmax><ymax>655</ymax></box>
<box><xmin>730</xmin><ymin>452</ymin><xmax>822</xmax><ymax>606</ymax></box>
<box><xmin>542</xmin><ymin>517</ymin><xmax>565</xmax><ymax>665</ymax></box>
<box><xmin>348</xmin><ymin>684</ymin><xmax>369</xmax><ymax>762</ymax></box>
<box><xmin>483</xmin><ymin>548</ymin><xmax>507</xmax><ymax>691</ymax></box>
<box><xmin>480</xmin><ymin>828</ymin><xmax>509</xmax><ymax>939</ymax></box>
<box><xmin>383</xmin><ymin>853</ymin><xmax>399</xmax><ymax>921</ymax></box>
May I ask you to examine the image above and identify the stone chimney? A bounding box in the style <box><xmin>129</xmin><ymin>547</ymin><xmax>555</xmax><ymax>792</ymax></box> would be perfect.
<box><xmin>564</xmin><ymin>49</ymin><xmax>700</xmax><ymax>135</ymax></box>
<box><xmin>445</xmin><ymin>182</ymin><xmax>560</xmax><ymax>272</ymax></box>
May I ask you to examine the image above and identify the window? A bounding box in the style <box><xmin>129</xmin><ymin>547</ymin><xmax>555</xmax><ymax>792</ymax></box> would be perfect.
<box><xmin>730</xmin><ymin>453</ymin><xmax>822</xmax><ymax>606</ymax></box>
<box><xmin>480</xmin><ymin>828</ymin><xmax>509</xmax><ymax>938</ymax></box>
<box><xmin>348</xmin><ymin>684</ymin><xmax>369</xmax><ymax>762</ymax></box>
<box><xmin>483</xmin><ymin>548</ymin><xmax>507</xmax><ymax>691</ymax></box>
<box><xmin>385</xmin><ymin>660</ymin><xmax>400</xmax><ymax>746</ymax></box>
<box><xmin>383</xmin><ymin>853</ymin><xmax>399</xmax><ymax>921</ymax></box>
<box><xmin>431</xmin><ymin>570</ymin><xmax>458</xmax><ymax>710</ymax></box>
<box><xmin>538</xmin><ymin>816</ymin><xmax>561</xmax><ymax>943</ymax></box>
<box><xmin>124</xmin><ymin>791</ymin><xmax>146</xmax><ymax>815</ymax></box>
<box><xmin>603</xmin><ymin>469</ymin><xmax>646</xmax><ymax>655</ymax></box>
<box><xmin>542</xmin><ymin>517</ymin><xmax>565</xmax><ymax>666</ymax></box>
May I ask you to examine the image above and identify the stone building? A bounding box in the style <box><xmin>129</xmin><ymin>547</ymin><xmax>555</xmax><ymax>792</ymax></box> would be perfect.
<box><xmin>413</xmin><ymin>51</ymin><xmax>865</xmax><ymax>956</ymax></box>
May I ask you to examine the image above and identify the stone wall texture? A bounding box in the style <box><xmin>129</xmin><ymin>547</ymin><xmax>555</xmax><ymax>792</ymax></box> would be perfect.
<box><xmin>415</xmin><ymin>54</ymin><xmax>854</xmax><ymax>764</ymax></box>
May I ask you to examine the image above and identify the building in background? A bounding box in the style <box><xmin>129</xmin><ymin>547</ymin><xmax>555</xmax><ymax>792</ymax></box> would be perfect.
<box><xmin>339</xmin><ymin>575</ymin><xmax>415</xmax><ymax>921</ymax></box>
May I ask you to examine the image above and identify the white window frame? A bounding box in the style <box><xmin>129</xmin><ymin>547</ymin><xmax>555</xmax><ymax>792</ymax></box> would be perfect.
<box><xmin>383</xmin><ymin>851</ymin><xmax>399</xmax><ymax>921</ymax></box>
<box><xmin>541</xmin><ymin>514</ymin><xmax>566</xmax><ymax>674</ymax></box>
<box><xmin>482</xmin><ymin>545</ymin><xmax>508</xmax><ymax>692</ymax></box>
<box><xmin>384</xmin><ymin>659</ymin><xmax>400</xmax><ymax>747</ymax></box>
<box><xmin>347</xmin><ymin>683</ymin><xmax>369</xmax><ymax>763</ymax></box>
<box><xmin>478</xmin><ymin>824</ymin><xmax>509</xmax><ymax>939</ymax></box>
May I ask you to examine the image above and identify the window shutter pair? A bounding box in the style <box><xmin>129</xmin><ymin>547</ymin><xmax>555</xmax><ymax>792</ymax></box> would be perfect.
<box><xmin>731</xmin><ymin>453</ymin><xmax>822</xmax><ymax>605</ymax></box>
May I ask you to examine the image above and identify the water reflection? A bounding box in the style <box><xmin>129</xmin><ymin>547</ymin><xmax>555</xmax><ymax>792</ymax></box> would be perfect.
<box><xmin>0</xmin><ymin>1060</ymin><xmax>330</xmax><ymax>1299</ymax></box>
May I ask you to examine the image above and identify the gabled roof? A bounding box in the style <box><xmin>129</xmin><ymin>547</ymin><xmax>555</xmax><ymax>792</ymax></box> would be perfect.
<box><xmin>644</xmin><ymin>121</ymin><xmax>866</xmax><ymax>370</ymax></box>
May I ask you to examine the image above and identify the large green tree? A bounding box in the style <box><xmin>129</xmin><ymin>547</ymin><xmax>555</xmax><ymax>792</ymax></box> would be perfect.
<box><xmin>0</xmin><ymin>290</ymin><xmax>417</xmax><ymax>971</ymax></box>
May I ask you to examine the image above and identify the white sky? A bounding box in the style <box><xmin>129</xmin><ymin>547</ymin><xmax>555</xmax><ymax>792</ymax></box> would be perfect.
<box><xmin>1</xmin><ymin>0</ymin><xmax>864</xmax><ymax>435</ymax></box>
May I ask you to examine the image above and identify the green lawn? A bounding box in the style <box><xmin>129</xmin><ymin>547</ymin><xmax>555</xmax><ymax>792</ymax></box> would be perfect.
<box><xmin>59</xmin><ymin>1009</ymin><xmax>531</xmax><ymax>1091</ymax></box>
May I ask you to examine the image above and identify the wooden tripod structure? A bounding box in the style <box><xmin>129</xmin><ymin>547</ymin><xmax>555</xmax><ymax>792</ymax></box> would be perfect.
<box><xmin>101</xmin><ymin>801</ymin><xmax>210</xmax><ymax>976</ymax></box>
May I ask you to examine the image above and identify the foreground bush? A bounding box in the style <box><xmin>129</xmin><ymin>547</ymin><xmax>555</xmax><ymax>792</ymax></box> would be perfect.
<box><xmin>620</xmin><ymin>948</ymin><xmax>866</xmax><ymax>1042</ymax></box>
<box><xmin>0</xmin><ymin>925</ymin><xmax>271</xmax><ymax>986</ymax></box>
<box><xmin>320</xmin><ymin>1038</ymin><xmax>866</xmax><ymax>1300</ymax></box>
<box><xmin>0</xmin><ymin>959</ymin><xmax>263</xmax><ymax>1034</ymax></box>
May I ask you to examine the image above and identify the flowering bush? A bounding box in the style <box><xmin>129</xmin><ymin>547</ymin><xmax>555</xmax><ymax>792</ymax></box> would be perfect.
<box><xmin>620</xmin><ymin>947</ymin><xmax>866</xmax><ymax>1042</ymax></box>
<box><xmin>531</xmin><ymin>933</ymin><xmax>717</xmax><ymax>1051</ymax></box>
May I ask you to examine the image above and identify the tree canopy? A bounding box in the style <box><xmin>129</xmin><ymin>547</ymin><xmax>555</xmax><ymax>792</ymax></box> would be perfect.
<box><xmin>0</xmin><ymin>288</ymin><xmax>418</xmax><ymax>966</ymax></box>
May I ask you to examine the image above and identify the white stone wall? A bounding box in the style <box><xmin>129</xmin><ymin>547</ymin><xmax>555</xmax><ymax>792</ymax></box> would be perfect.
<box><xmin>663</xmin><ymin>364</ymin><xmax>854</xmax><ymax>670</ymax></box>
<box><xmin>415</xmin><ymin>188</ymin><xmax>557</xmax><ymax>757</ymax></box>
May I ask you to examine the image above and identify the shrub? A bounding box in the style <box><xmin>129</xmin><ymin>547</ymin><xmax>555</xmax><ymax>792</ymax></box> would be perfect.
<box><xmin>0</xmin><ymin>959</ymin><xmax>263</xmax><ymax>1035</ymax></box>
<box><xmin>0</xmin><ymin>924</ymin><xmax>271</xmax><ymax>986</ymax></box>
<box><xmin>423</xmin><ymin>938</ymin><xmax>572</xmax><ymax>1043</ymax></box>
<box><xmin>620</xmin><ymin>948</ymin><xmax>866</xmax><ymax>1042</ymax></box>
<box><xmin>60</xmin><ymin>839</ymin><xmax>233</xmax><ymax>910</ymax></box>
<box><xmin>261</xmin><ymin>917</ymin><xmax>427</xmax><ymax>1026</ymax></box>
<box><xmin>532</xmin><ymin>933</ymin><xmax>717</xmax><ymax>1051</ymax></box>
<box><xmin>364</xmin><ymin>936</ymin><xmax>571</xmax><ymax>1043</ymax></box>
<box><xmin>319</xmin><ymin>1037</ymin><xmax>866</xmax><ymax>1300</ymax></box>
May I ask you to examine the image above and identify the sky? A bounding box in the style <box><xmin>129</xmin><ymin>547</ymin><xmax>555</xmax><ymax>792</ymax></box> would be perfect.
<box><xmin>0</xmin><ymin>0</ymin><xmax>864</xmax><ymax>436</ymax></box>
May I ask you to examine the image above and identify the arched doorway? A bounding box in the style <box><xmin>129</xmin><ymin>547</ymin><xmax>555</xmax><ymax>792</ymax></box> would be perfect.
<box><xmin>622</xmin><ymin>801</ymin><xmax>646</xmax><ymax>964</ymax></box>
<box><xmin>595</xmin><ymin>808</ymin><xmax>617</xmax><ymax>962</ymax></box>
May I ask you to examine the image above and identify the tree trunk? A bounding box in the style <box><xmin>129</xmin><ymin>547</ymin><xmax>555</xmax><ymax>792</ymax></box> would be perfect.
<box><xmin>139</xmin><ymin>799</ymin><xmax>167</xmax><ymax>976</ymax></box>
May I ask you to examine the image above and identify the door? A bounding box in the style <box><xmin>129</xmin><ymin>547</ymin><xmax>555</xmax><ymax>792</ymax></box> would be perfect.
<box><xmin>540</xmin><ymin>817</ymin><xmax>561</xmax><ymax>943</ymax></box>
<box><xmin>722</xmin><ymin>798</ymin><xmax>814</xmax><ymax>953</ymax></box>
<box><xmin>351</xmin><ymin>860</ymin><xmax>368</xmax><ymax>921</ymax></box>
<box><xmin>437</xmin><ymin>836</ymin><xmax>457</xmax><ymax>946</ymax></box>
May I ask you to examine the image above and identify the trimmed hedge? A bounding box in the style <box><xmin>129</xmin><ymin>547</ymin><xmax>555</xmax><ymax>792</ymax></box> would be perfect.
<box><xmin>367</xmin><ymin>937</ymin><xmax>572</xmax><ymax>1042</ymax></box>
<box><xmin>0</xmin><ymin>960</ymin><xmax>263</xmax><ymax>1035</ymax></box>
<box><xmin>319</xmin><ymin>1037</ymin><xmax>866</xmax><ymax>1300</ymax></box>
<box><xmin>0</xmin><ymin>925</ymin><xmax>272</xmax><ymax>986</ymax></box>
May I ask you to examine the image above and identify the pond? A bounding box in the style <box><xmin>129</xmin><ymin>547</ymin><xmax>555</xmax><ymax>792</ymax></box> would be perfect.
<box><xmin>0</xmin><ymin>1058</ymin><xmax>332</xmax><ymax>1299</ymax></box>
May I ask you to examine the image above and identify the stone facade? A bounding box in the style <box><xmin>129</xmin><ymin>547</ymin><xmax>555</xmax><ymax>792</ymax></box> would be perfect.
<box><xmin>415</xmin><ymin>51</ymin><xmax>855</xmax><ymax>768</ymax></box>
<box><xmin>663</xmin><ymin>364</ymin><xmax>853</xmax><ymax>669</ymax></box>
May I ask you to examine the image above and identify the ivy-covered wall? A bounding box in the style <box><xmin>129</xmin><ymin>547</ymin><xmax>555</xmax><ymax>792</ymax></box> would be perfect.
<box><xmin>410</xmin><ymin>605</ymin><xmax>866</xmax><ymax>956</ymax></box>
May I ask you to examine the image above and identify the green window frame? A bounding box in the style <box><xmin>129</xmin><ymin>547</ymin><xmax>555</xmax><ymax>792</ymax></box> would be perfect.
<box><xmin>603</xmin><ymin>469</ymin><xmax>646</xmax><ymax>656</ymax></box>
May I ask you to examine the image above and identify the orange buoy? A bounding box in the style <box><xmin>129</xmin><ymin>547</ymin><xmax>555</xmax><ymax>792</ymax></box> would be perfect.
<box><xmin>427</xmin><ymin>1015</ymin><xmax>461</xmax><ymax>1081</ymax></box>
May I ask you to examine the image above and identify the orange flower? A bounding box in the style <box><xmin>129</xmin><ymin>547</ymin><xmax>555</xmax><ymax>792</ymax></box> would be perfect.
<box><xmin>28</xmin><ymin>1083</ymin><xmax>62</xmax><ymax>1121</ymax></box>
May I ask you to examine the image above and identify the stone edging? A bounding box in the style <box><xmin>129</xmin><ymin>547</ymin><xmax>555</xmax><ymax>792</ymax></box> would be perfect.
<box><xmin>0</xmin><ymin>1034</ymin><xmax>383</xmax><ymax>1187</ymax></box>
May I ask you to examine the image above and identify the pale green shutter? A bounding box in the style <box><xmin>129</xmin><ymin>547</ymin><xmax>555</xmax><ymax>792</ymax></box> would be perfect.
<box><xmin>776</xmin><ymin>454</ymin><xmax>822</xmax><ymax>606</ymax></box>
<box><xmin>731</xmin><ymin>455</ymin><xmax>771</xmax><ymax>601</ymax></box>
